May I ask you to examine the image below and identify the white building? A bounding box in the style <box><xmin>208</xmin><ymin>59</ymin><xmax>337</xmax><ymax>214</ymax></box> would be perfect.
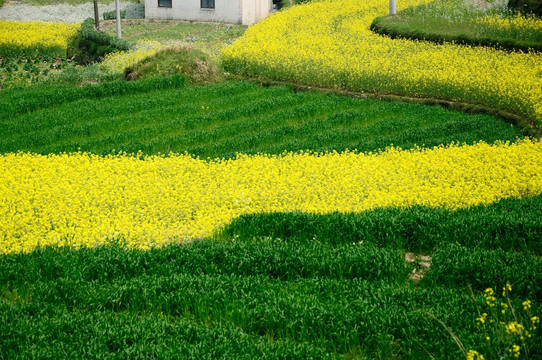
<box><xmin>145</xmin><ymin>0</ymin><xmax>273</xmax><ymax>26</ymax></box>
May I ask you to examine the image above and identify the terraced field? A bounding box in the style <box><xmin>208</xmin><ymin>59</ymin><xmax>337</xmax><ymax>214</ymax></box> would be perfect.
<box><xmin>1</xmin><ymin>0</ymin><xmax>541</xmax><ymax>359</ymax></box>
<box><xmin>223</xmin><ymin>0</ymin><xmax>542</xmax><ymax>130</ymax></box>
<box><xmin>0</xmin><ymin>79</ymin><xmax>523</xmax><ymax>157</ymax></box>
<box><xmin>1</xmin><ymin>77</ymin><xmax>541</xmax><ymax>359</ymax></box>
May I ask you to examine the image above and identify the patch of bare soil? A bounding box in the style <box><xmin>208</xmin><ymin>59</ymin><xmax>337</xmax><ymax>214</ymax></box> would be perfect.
<box><xmin>405</xmin><ymin>253</ymin><xmax>432</xmax><ymax>284</ymax></box>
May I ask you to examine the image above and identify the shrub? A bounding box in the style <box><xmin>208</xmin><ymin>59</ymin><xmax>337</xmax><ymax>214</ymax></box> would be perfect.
<box><xmin>508</xmin><ymin>0</ymin><xmax>542</xmax><ymax>16</ymax></box>
<box><xmin>124</xmin><ymin>3</ymin><xmax>145</xmax><ymax>19</ymax></box>
<box><xmin>73</xmin><ymin>17</ymin><xmax>131</xmax><ymax>62</ymax></box>
<box><xmin>103</xmin><ymin>10</ymin><xmax>127</xmax><ymax>20</ymax></box>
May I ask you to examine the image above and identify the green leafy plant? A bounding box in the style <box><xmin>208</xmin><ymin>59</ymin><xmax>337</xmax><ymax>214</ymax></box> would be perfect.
<box><xmin>103</xmin><ymin>10</ymin><xmax>126</xmax><ymax>20</ymax></box>
<box><xmin>74</xmin><ymin>17</ymin><xmax>131</xmax><ymax>62</ymax></box>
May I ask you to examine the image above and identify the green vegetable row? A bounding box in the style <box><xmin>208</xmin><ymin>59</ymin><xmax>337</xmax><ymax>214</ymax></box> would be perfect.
<box><xmin>1</xmin><ymin>240</ymin><xmax>540</xmax><ymax>358</ymax></box>
<box><xmin>0</xmin><ymin>79</ymin><xmax>522</xmax><ymax>157</ymax></box>
<box><xmin>219</xmin><ymin>195</ymin><xmax>542</xmax><ymax>254</ymax></box>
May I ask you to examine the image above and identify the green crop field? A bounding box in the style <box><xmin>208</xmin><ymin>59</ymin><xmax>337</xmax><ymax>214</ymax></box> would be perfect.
<box><xmin>1</xmin><ymin>0</ymin><xmax>541</xmax><ymax>359</ymax></box>
<box><xmin>0</xmin><ymin>78</ymin><xmax>523</xmax><ymax>157</ymax></box>
<box><xmin>1</xmin><ymin>75</ymin><xmax>540</xmax><ymax>359</ymax></box>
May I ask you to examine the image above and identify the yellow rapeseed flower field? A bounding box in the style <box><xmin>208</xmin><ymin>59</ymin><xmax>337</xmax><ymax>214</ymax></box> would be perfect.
<box><xmin>1</xmin><ymin>140</ymin><xmax>541</xmax><ymax>254</ymax></box>
<box><xmin>100</xmin><ymin>39</ymin><xmax>162</xmax><ymax>74</ymax></box>
<box><xmin>475</xmin><ymin>13</ymin><xmax>542</xmax><ymax>34</ymax></box>
<box><xmin>222</xmin><ymin>0</ymin><xmax>542</xmax><ymax>126</ymax></box>
<box><xmin>0</xmin><ymin>20</ymin><xmax>80</xmax><ymax>57</ymax></box>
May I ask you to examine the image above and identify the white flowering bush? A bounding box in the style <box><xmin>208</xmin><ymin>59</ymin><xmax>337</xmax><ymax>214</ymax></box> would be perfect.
<box><xmin>123</xmin><ymin>3</ymin><xmax>145</xmax><ymax>19</ymax></box>
<box><xmin>0</xmin><ymin>2</ymin><xmax>144</xmax><ymax>23</ymax></box>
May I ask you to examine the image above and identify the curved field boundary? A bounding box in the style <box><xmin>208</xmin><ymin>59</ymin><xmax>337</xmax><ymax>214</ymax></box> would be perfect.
<box><xmin>222</xmin><ymin>0</ymin><xmax>542</xmax><ymax>131</ymax></box>
<box><xmin>245</xmin><ymin>76</ymin><xmax>541</xmax><ymax>138</ymax></box>
<box><xmin>2</xmin><ymin>140</ymin><xmax>541</xmax><ymax>253</ymax></box>
<box><xmin>370</xmin><ymin>17</ymin><xmax>542</xmax><ymax>54</ymax></box>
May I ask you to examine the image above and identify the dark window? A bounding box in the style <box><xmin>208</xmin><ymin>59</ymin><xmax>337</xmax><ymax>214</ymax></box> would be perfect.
<box><xmin>201</xmin><ymin>0</ymin><xmax>214</xmax><ymax>9</ymax></box>
<box><xmin>158</xmin><ymin>0</ymin><xmax>172</xmax><ymax>7</ymax></box>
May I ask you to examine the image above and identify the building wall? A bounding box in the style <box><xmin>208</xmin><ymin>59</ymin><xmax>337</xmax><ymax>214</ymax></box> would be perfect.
<box><xmin>145</xmin><ymin>0</ymin><xmax>271</xmax><ymax>25</ymax></box>
<box><xmin>242</xmin><ymin>0</ymin><xmax>271</xmax><ymax>26</ymax></box>
<box><xmin>145</xmin><ymin>0</ymin><xmax>242</xmax><ymax>24</ymax></box>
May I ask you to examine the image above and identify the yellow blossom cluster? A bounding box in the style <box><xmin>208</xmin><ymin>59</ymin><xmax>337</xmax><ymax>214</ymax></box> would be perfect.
<box><xmin>0</xmin><ymin>20</ymin><xmax>79</xmax><ymax>58</ymax></box>
<box><xmin>467</xmin><ymin>349</ymin><xmax>484</xmax><ymax>360</ymax></box>
<box><xmin>484</xmin><ymin>288</ymin><xmax>497</xmax><ymax>307</ymax></box>
<box><xmin>476</xmin><ymin>312</ymin><xmax>489</xmax><ymax>325</ymax></box>
<box><xmin>100</xmin><ymin>39</ymin><xmax>162</xmax><ymax>74</ymax></box>
<box><xmin>505</xmin><ymin>321</ymin><xmax>525</xmax><ymax>336</ymax></box>
<box><xmin>222</xmin><ymin>0</ymin><xmax>542</xmax><ymax>126</ymax></box>
<box><xmin>503</xmin><ymin>282</ymin><xmax>513</xmax><ymax>296</ymax></box>
<box><xmin>472</xmin><ymin>285</ymin><xmax>538</xmax><ymax>359</ymax></box>
<box><xmin>1</xmin><ymin>139</ymin><xmax>541</xmax><ymax>254</ymax></box>
<box><xmin>475</xmin><ymin>13</ymin><xmax>542</xmax><ymax>34</ymax></box>
<box><xmin>509</xmin><ymin>344</ymin><xmax>521</xmax><ymax>358</ymax></box>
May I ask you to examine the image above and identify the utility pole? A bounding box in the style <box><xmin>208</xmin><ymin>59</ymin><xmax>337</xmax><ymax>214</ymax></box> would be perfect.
<box><xmin>390</xmin><ymin>0</ymin><xmax>396</xmax><ymax>15</ymax></box>
<box><xmin>115</xmin><ymin>0</ymin><xmax>122</xmax><ymax>39</ymax></box>
<box><xmin>93</xmin><ymin>0</ymin><xmax>99</xmax><ymax>30</ymax></box>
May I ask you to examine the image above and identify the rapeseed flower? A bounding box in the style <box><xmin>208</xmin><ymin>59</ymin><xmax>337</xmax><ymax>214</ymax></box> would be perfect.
<box><xmin>509</xmin><ymin>344</ymin><xmax>520</xmax><ymax>357</ymax></box>
<box><xmin>466</xmin><ymin>349</ymin><xmax>484</xmax><ymax>360</ymax></box>
<box><xmin>222</xmin><ymin>0</ymin><xmax>542</xmax><ymax>126</ymax></box>
<box><xmin>0</xmin><ymin>20</ymin><xmax>79</xmax><ymax>58</ymax></box>
<box><xmin>475</xmin><ymin>13</ymin><xmax>542</xmax><ymax>34</ymax></box>
<box><xmin>1</xmin><ymin>139</ymin><xmax>541</xmax><ymax>253</ymax></box>
<box><xmin>100</xmin><ymin>39</ymin><xmax>162</xmax><ymax>74</ymax></box>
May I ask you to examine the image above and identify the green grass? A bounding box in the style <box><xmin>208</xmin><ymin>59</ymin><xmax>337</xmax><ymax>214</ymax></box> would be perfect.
<box><xmin>101</xmin><ymin>19</ymin><xmax>247</xmax><ymax>45</ymax></box>
<box><xmin>1</xmin><ymin>237</ymin><xmax>540</xmax><ymax>359</ymax></box>
<box><xmin>218</xmin><ymin>195</ymin><xmax>542</xmax><ymax>255</ymax></box>
<box><xmin>371</xmin><ymin>0</ymin><xmax>542</xmax><ymax>52</ymax></box>
<box><xmin>101</xmin><ymin>19</ymin><xmax>247</xmax><ymax>60</ymax></box>
<box><xmin>0</xmin><ymin>306</ymin><xmax>333</xmax><ymax>359</ymax></box>
<box><xmin>0</xmin><ymin>78</ymin><xmax>523</xmax><ymax>157</ymax></box>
